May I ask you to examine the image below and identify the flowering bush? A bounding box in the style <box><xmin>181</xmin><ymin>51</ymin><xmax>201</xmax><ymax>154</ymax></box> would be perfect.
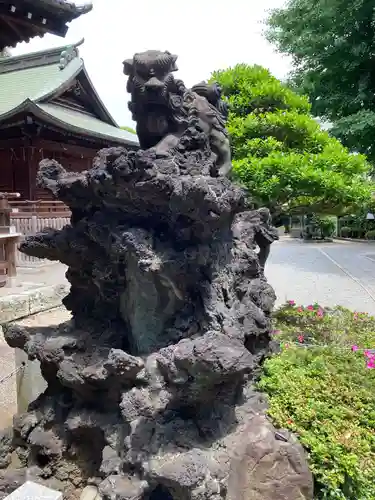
<box><xmin>273</xmin><ymin>302</ymin><xmax>375</xmax><ymax>354</ymax></box>
<box><xmin>259</xmin><ymin>302</ymin><xmax>375</xmax><ymax>499</ymax></box>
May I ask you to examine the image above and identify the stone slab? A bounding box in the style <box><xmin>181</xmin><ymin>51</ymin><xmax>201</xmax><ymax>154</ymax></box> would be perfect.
<box><xmin>0</xmin><ymin>296</ymin><xmax>29</xmax><ymax>324</ymax></box>
<box><xmin>28</xmin><ymin>284</ymin><xmax>68</xmax><ymax>316</ymax></box>
<box><xmin>0</xmin><ymin>328</ymin><xmax>18</xmax><ymax>428</ymax></box>
<box><xmin>0</xmin><ymin>284</ymin><xmax>69</xmax><ymax>323</ymax></box>
<box><xmin>0</xmin><ymin>304</ymin><xmax>70</xmax><ymax>425</ymax></box>
<box><xmin>4</xmin><ymin>481</ymin><xmax>62</xmax><ymax>499</ymax></box>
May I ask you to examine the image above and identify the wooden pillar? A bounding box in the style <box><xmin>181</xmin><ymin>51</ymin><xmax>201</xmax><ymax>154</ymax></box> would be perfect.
<box><xmin>11</xmin><ymin>146</ymin><xmax>30</xmax><ymax>200</ymax></box>
<box><xmin>4</xmin><ymin>235</ymin><xmax>18</xmax><ymax>277</ymax></box>
<box><xmin>0</xmin><ymin>194</ymin><xmax>21</xmax><ymax>284</ymax></box>
<box><xmin>27</xmin><ymin>140</ymin><xmax>39</xmax><ymax>200</ymax></box>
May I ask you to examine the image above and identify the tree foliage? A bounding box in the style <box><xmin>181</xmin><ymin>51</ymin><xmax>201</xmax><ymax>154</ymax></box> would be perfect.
<box><xmin>212</xmin><ymin>64</ymin><xmax>373</xmax><ymax>215</ymax></box>
<box><xmin>265</xmin><ymin>0</ymin><xmax>375</xmax><ymax>164</ymax></box>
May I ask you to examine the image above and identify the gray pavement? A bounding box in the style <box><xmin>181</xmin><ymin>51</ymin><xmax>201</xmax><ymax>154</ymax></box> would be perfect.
<box><xmin>0</xmin><ymin>263</ymin><xmax>67</xmax><ymax>298</ymax></box>
<box><xmin>267</xmin><ymin>238</ymin><xmax>375</xmax><ymax>314</ymax></box>
<box><xmin>4</xmin><ymin>239</ymin><xmax>375</xmax><ymax>317</ymax></box>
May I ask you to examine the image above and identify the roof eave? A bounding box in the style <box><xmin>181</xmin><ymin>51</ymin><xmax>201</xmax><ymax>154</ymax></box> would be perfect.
<box><xmin>1</xmin><ymin>2</ymin><xmax>92</xmax><ymax>48</ymax></box>
<box><xmin>41</xmin><ymin>0</ymin><xmax>93</xmax><ymax>19</ymax></box>
<box><xmin>12</xmin><ymin>0</ymin><xmax>93</xmax><ymax>22</ymax></box>
<box><xmin>0</xmin><ymin>100</ymin><xmax>138</xmax><ymax>146</ymax></box>
<box><xmin>34</xmin><ymin>103</ymin><xmax>139</xmax><ymax>147</ymax></box>
<box><xmin>70</xmin><ymin>2</ymin><xmax>93</xmax><ymax>20</ymax></box>
<box><xmin>0</xmin><ymin>98</ymin><xmax>36</xmax><ymax>121</ymax></box>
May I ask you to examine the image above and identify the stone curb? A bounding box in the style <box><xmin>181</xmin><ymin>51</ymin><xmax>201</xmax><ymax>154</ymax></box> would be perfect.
<box><xmin>301</xmin><ymin>238</ymin><xmax>333</xmax><ymax>244</ymax></box>
<box><xmin>0</xmin><ymin>284</ymin><xmax>69</xmax><ymax>324</ymax></box>
<box><xmin>334</xmin><ymin>237</ymin><xmax>375</xmax><ymax>244</ymax></box>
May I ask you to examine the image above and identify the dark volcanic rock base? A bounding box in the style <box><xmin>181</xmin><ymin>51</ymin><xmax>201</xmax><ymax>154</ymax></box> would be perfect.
<box><xmin>0</xmin><ymin>69</ymin><xmax>313</xmax><ymax>499</ymax></box>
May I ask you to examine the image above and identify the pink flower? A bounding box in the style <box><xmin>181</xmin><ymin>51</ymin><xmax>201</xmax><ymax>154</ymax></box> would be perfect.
<box><xmin>351</xmin><ymin>345</ymin><xmax>359</xmax><ymax>352</ymax></box>
<box><xmin>288</xmin><ymin>300</ymin><xmax>296</xmax><ymax>306</ymax></box>
<box><xmin>317</xmin><ymin>309</ymin><xmax>324</xmax><ymax>318</ymax></box>
<box><xmin>297</xmin><ymin>307</ymin><xmax>303</xmax><ymax>313</ymax></box>
<box><xmin>298</xmin><ymin>335</ymin><xmax>304</xmax><ymax>343</ymax></box>
<box><xmin>307</xmin><ymin>305</ymin><xmax>314</xmax><ymax>311</ymax></box>
<box><xmin>364</xmin><ymin>350</ymin><xmax>375</xmax><ymax>360</ymax></box>
<box><xmin>366</xmin><ymin>360</ymin><xmax>375</xmax><ymax>369</ymax></box>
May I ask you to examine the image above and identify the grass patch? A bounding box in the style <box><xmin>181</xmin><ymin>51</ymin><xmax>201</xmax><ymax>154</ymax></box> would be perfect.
<box><xmin>259</xmin><ymin>302</ymin><xmax>375</xmax><ymax>500</ymax></box>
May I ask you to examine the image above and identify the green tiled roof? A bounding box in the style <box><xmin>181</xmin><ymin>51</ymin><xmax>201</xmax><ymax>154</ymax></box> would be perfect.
<box><xmin>0</xmin><ymin>41</ymin><xmax>139</xmax><ymax>147</ymax></box>
<box><xmin>38</xmin><ymin>103</ymin><xmax>138</xmax><ymax>144</ymax></box>
<box><xmin>0</xmin><ymin>55</ymin><xmax>82</xmax><ymax>116</ymax></box>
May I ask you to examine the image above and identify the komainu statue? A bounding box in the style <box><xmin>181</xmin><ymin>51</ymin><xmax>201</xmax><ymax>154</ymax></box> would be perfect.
<box><xmin>0</xmin><ymin>51</ymin><xmax>312</xmax><ymax>500</ymax></box>
<box><xmin>124</xmin><ymin>50</ymin><xmax>232</xmax><ymax>175</ymax></box>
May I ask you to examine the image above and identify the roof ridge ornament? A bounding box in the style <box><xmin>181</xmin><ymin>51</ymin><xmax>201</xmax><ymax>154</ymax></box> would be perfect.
<box><xmin>47</xmin><ymin>0</ymin><xmax>93</xmax><ymax>14</ymax></box>
<box><xmin>58</xmin><ymin>38</ymin><xmax>84</xmax><ymax>70</ymax></box>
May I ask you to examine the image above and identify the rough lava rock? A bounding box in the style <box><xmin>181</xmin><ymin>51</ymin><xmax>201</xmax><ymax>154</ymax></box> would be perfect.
<box><xmin>0</xmin><ymin>50</ymin><xmax>312</xmax><ymax>499</ymax></box>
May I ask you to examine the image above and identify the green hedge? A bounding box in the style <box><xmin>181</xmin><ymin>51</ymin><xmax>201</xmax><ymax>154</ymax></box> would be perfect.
<box><xmin>259</xmin><ymin>303</ymin><xmax>375</xmax><ymax>499</ymax></box>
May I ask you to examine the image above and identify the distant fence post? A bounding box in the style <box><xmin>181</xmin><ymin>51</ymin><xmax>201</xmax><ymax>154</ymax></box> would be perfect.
<box><xmin>31</xmin><ymin>215</ymin><xmax>37</xmax><ymax>234</ymax></box>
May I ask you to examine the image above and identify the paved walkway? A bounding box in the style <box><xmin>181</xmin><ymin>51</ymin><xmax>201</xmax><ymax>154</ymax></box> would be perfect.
<box><xmin>0</xmin><ymin>263</ymin><xmax>67</xmax><ymax>298</ymax></box>
<box><xmin>4</xmin><ymin>238</ymin><xmax>375</xmax><ymax>317</ymax></box>
<box><xmin>267</xmin><ymin>237</ymin><xmax>375</xmax><ymax>314</ymax></box>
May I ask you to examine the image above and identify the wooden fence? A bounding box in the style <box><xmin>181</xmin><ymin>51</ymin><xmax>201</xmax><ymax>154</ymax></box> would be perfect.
<box><xmin>9</xmin><ymin>200</ymin><xmax>71</xmax><ymax>267</ymax></box>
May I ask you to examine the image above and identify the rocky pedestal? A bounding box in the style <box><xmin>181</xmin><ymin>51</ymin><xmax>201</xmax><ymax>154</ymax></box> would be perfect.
<box><xmin>0</xmin><ymin>51</ymin><xmax>313</xmax><ymax>499</ymax></box>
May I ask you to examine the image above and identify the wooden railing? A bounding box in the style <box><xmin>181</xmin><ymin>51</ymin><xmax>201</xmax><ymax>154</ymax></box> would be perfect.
<box><xmin>9</xmin><ymin>200</ymin><xmax>71</xmax><ymax>217</ymax></box>
<box><xmin>3</xmin><ymin>197</ymin><xmax>71</xmax><ymax>268</ymax></box>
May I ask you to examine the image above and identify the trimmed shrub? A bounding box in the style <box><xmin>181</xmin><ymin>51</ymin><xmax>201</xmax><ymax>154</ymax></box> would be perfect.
<box><xmin>340</xmin><ymin>226</ymin><xmax>351</xmax><ymax>238</ymax></box>
<box><xmin>365</xmin><ymin>230</ymin><xmax>375</xmax><ymax>240</ymax></box>
<box><xmin>319</xmin><ymin>217</ymin><xmax>336</xmax><ymax>238</ymax></box>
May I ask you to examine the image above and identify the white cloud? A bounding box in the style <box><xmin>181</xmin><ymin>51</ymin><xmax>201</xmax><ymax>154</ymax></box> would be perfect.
<box><xmin>11</xmin><ymin>0</ymin><xmax>290</xmax><ymax>126</ymax></box>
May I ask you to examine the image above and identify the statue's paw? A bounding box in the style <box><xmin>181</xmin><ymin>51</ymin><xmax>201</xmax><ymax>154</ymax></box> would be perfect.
<box><xmin>155</xmin><ymin>151</ymin><xmax>170</xmax><ymax>158</ymax></box>
<box><xmin>218</xmin><ymin>162</ymin><xmax>232</xmax><ymax>177</ymax></box>
<box><xmin>147</xmin><ymin>147</ymin><xmax>170</xmax><ymax>158</ymax></box>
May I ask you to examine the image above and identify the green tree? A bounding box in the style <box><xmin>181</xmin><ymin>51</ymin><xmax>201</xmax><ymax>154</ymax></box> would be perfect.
<box><xmin>212</xmin><ymin>64</ymin><xmax>373</xmax><ymax>215</ymax></box>
<box><xmin>265</xmin><ymin>0</ymin><xmax>375</xmax><ymax>165</ymax></box>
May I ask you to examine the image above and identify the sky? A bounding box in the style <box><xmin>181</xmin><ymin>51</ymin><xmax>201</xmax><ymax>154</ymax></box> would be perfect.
<box><xmin>11</xmin><ymin>0</ymin><xmax>291</xmax><ymax>127</ymax></box>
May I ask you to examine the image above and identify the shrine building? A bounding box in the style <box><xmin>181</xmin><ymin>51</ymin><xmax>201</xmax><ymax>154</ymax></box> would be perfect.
<box><xmin>0</xmin><ymin>0</ymin><xmax>139</xmax><ymax>270</ymax></box>
<box><xmin>0</xmin><ymin>0</ymin><xmax>139</xmax><ymax>203</ymax></box>
<box><xmin>0</xmin><ymin>40</ymin><xmax>139</xmax><ymax>201</ymax></box>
